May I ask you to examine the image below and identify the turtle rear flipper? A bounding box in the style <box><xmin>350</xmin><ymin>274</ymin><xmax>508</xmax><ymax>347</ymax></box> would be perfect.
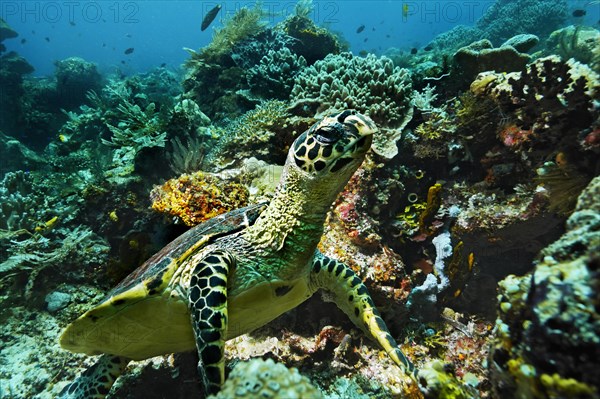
<box><xmin>59</xmin><ymin>355</ymin><xmax>129</xmax><ymax>399</ymax></box>
<box><xmin>189</xmin><ymin>249</ymin><xmax>233</xmax><ymax>395</ymax></box>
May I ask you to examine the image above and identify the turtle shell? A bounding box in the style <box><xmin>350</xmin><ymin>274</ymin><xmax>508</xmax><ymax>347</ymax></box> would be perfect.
<box><xmin>59</xmin><ymin>203</ymin><xmax>267</xmax><ymax>360</ymax></box>
<box><xmin>110</xmin><ymin>202</ymin><xmax>267</xmax><ymax>298</ymax></box>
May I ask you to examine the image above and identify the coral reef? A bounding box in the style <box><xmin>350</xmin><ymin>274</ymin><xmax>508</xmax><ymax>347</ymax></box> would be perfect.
<box><xmin>453</xmin><ymin>39</ymin><xmax>531</xmax><ymax>82</ymax></box>
<box><xmin>2</xmin><ymin>2</ymin><xmax>599</xmax><ymax>399</ymax></box>
<box><xmin>545</xmin><ymin>25</ymin><xmax>600</xmax><ymax>68</ymax></box>
<box><xmin>101</xmin><ymin>100</ymin><xmax>168</xmax><ymax>184</ymax></box>
<box><xmin>246</xmin><ymin>46</ymin><xmax>307</xmax><ymax>100</ymax></box>
<box><xmin>491</xmin><ymin>176</ymin><xmax>600</xmax><ymax>398</ymax></box>
<box><xmin>54</xmin><ymin>57</ymin><xmax>102</xmax><ymax>109</ymax></box>
<box><xmin>475</xmin><ymin>0</ymin><xmax>568</xmax><ymax>45</ymax></box>
<box><xmin>474</xmin><ymin>56</ymin><xmax>599</xmax><ymax>168</ymax></box>
<box><xmin>204</xmin><ymin>100</ymin><xmax>292</xmax><ymax>168</ymax></box>
<box><xmin>0</xmin><ymin>51</ymin><xmax>34</xmax><ymax>135</ymax></box>
<box><xmin>209</xmin><ymin>358</ymin><xmax>323</xmax><ymax>399</ymax></box>
<box><xmin>150</xmin><ymin>171</ymin><xmax>250</xmax><ymax>227</ymax></box>
<box><xmin>201</xmin><ymin>4</ymin><xmax>267</xmax><ymax>62</ymax></box>
<box><xmin>280</xmin><ymin>14</ymin><xmax>343</xmax><ymax>65</ymax></box>
<box><xmin>290</xmin><ymin>52</ymin><xmax>413</xmax><ymax>158</ymax></box>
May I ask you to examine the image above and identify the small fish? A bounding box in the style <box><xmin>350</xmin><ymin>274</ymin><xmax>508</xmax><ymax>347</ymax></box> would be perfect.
<box><xmin>125</xmin><ymin>33</ymin><xmax>132</xmax><ymax>38</ymax></box>
<box><xmin>572</xmin><ymin>9</ymin><xmax>586</xmax><ymax>17</ymax></box>
<box><xmin>402</xmin><ymin>3</ymin><xmax>409</xmax><ymax>17</ymax></box>
<box><xmin>21</xmin><ymin>38</ymin><xmax>26</xmax><ymax>44</ymax></box>
<box><xmin>359</xmin><ymin>50</ymin><xmax>368</xmax><ymax>57</ymax></box>
<box><xmin>364</xmin><ymin>38</ymin><xmax>368</xmax><ymax>42</ymax></box>
<box><xmin>356</xmin><ymin>24</ymin><xmax>365</xmax><ymax>33</ymax></box>
<box><xmin>160</xmin><ymin>62</ymin><xmax>167</xmax><ymax>67</ymax></box>
<box><xmin>124</xmin><ymin>47</ymin><xmax>134</xmax><ymax>55</ymax></box>
<box><xmin>34</xmin><ymin>216</ymin><xmax>59</xmax><ymax>233</ymax></box>
<box><xmin>102</xmin><ymin>43</ymin><xmax>106</xmax><ymax>47</ymax></box>
<box><xmin>69</xmin><ymin>21</ymin><xmax>76</xmax><ymax>26</ymax></box>
<box><xmin>45</xmin><ymin>37</ymin><xmax>50</xmax><ymax>42</ymax></box>
<box><xmin>121</xmin><ymin>60</ymin><xmax>126</xmax><ymax>64</ymax></box>
<box><xmin>386</xmin><ymin>34</ymin><xmax>391</xmax><ymax>38</ymax></box>
<box><xmin>201</xmin><ymin>4</ymin><xmax>222</xmax><ymax>31</ymax></box>
<box><xmin>372</xmin><ymin>27</ymin><xmax>375</xmax><ymax>31</ymax></box>
<box><xmin>31</xmin><ymin>30</ymin><xmax>35</xmax><ymax>34</ymax></box>
<box><xmin>410</xmin><ymin>47</ymin><xmax>418</xmax><ymax>54</ymax></box>
<box><xmin>424</xmin><ymin>44</ymin><xmax>433</xmax><ymax>51</ymax></box>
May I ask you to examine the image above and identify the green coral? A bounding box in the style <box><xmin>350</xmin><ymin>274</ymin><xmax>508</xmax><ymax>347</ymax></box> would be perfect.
<box><xmin>101</xmin><ymin>100</ymin><xmax>167</xmax><ymax>184</ymax></box>
<box><xmin>201</xmin><ymin>4</ymin><xmax>267</xmax><ymax>62</ymax></box>
<box><xmin>205</xmin><ymin>100</ymin><xmax>290</xmax><ymax>169</ymax></box>
<box><xmin>546</xmin><ymin>25</ymin><xmax>600</xmax><ymax>67</ymax></box>
<box><xmin>280</xmin><ymin>15</ymin><xmax>343</xmax><ymax>65</ymax></box>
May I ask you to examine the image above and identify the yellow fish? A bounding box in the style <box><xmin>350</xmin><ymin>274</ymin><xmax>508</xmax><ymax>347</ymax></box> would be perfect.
<box><xmin>402</xmin><ymin>3</ymin><xmax>410</xmax><ymax>18</ymax></box>
<box><xmin>34</xmin><ymin>216</ymin><xmax>59</xmax><ymax>232</ymax></box>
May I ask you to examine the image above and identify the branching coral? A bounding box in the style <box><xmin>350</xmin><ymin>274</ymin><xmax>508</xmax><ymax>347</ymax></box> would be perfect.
<box><xmin>167</xmin><ymin>99</ymin><xmax>215</xmax><ymax>175</ymax></box>
<box><xmin>290</xmin><ymin>52</ymin><xmax>413</xmax><ymax>158</ymax></box>
<box><xmin>246</xmin><ymin>46</ymin><xmax>307</xmax><ymax>100</ymax></box>
<box><xmin>101</xmin><ymin>100</ymin><xmax>167</xmax><ymax>183</ymax></box>
<box><xmin>0</xmin><ymin>226</ymin><xmax>108</xmax><ymax>281</ymax></box>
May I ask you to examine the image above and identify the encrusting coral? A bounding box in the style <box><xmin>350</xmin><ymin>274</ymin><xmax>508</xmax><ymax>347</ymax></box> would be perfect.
<box><xmin>491</xmin><ymin>176</ymin><xmax>600</xmax><ymax>399</ymax></box>
<box><xmin>208</xmin><ymin>358</ymin><xmax>323</xmax><ymax>399</ymax></box>
<box><xmin>150</xmin><ymin>171</ymin><xmax>249</xmax><ymax>227</ymax></box>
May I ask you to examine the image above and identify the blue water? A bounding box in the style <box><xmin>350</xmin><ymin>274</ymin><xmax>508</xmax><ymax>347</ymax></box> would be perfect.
<box><xmin>0</xmin><ymin>0</ymin><xmax>516</xmax><ymax>76</ymax></box>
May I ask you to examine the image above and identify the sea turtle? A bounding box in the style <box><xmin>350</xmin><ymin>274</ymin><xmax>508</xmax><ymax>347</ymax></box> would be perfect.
<box><xmin>59</xmin><ymin>110</ymin><xmax>418</xmax><ymax>398</ymax></box>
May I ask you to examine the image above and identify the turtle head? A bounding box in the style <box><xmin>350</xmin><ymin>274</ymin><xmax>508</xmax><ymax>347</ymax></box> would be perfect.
<box><xmin>291</xmin><ymin>110</ymin><xmax>376</xmax><ymax>179</ymax></box>
<box><xmin>282</xmin><ymin>110</ymin><xmax>376</xmax><ymax>212</ymax></box>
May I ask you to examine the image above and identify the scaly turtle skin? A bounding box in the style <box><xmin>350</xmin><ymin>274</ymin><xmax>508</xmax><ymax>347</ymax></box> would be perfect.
<box><xmin>59</xmin><ymin>110</ymin><xmax>418</xmax><ymax>398</ymax></box>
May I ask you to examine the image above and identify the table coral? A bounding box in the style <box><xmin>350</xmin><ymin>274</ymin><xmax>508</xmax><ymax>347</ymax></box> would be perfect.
<box><xmin>150</xmin><ymin>171</ymin><xmax>249</xmax><ymax>227</ymax></box>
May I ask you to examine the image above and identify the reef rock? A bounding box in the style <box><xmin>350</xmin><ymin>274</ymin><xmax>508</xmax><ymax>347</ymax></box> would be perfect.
<box><xmin>491</xmin><ymin>176</ymin><xmax>600</xmax><ymax>399</ymax></box>
<box><xmin>0</xmin><ymin>18</ymin><xmax>17</xmax><ymax>48</ymax></box>
<box><xmin>54</xmin><ymin>57</ymin><xmax>102</xmax><ymax>108</ymax></box>
<box><xmin>502</xmin><ymin>33</ymin><xmax>540</xmax><ymax>53</ymax></box>
<box><xmin>453</xmin><ymin>39</ymin><xmax>530</xmax><ymax>81</ymax></box>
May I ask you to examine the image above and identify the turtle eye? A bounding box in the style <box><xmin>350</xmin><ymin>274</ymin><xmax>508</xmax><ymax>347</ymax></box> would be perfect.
<box><xmin>315</xmin><ymin>123</ymin><xmax>344</xmax><ymax>144</ymax></box>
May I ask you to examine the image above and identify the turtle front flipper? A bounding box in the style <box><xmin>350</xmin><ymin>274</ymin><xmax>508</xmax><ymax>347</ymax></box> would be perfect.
<box><xmin>59</xmin><ymin>355</ymin><xmax>129</xmax><ymax>398</ymax></box>
<box><xmin>188</xmin><ymin>250</ymin><xmax>233</xmax><ymax>395</ymax></box>
<box><xmin>310</xmin><ymin>252</ymin><xmax>418</xmax><ymax>380</ymax></box>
